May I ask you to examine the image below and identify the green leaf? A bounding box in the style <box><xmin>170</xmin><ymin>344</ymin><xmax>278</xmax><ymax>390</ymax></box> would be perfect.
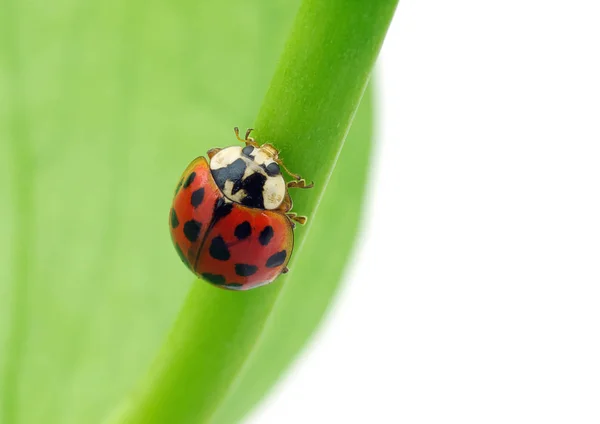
<box><xmin>209</xmin><ymin>85</ymin><xmax>375</xmax><ymax>424</ymax></box>
<box><xmin>112</xmin><ymin>0</ymin><xmax>397</xmax><ymax>423</ymax></box>
<box><xmin>0</xmin><ymin>0</ymin><xmax>396</xmax><ymax>423</ymax></box>
<box><xmin>0</xmin><ymin>1</ymin><xmax>299</xmax><ymax>423</ymax></box>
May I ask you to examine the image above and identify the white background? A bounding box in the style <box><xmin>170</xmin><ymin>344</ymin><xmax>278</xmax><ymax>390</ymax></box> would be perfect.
<box><xmin>250</xmin><ymin>1</ymin><xmax>600</xmax><ymax>422</ymax></box>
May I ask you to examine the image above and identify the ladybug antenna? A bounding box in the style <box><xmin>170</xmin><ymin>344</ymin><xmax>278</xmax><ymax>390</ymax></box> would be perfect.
<box><xmin>234</xmin><ymin>127</ymin><xmax>258</xmax><ymax>146</ymax></box>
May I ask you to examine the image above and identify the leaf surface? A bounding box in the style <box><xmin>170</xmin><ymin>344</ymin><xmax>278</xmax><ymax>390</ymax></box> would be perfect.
<box><xmin>0</xmin><ymin>1</ymin><xmax>303</xmax><ymax>423</ymax></box>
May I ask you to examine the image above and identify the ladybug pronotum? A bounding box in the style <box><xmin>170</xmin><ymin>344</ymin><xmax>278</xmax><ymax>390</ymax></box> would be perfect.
<box><xmin>169</xmin><ymin>128</ymin><xmax>313</xmax><ymax>290</ymax></box>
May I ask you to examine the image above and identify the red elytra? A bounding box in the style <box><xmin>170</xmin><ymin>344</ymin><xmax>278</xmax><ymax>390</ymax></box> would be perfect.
<box><xmin>169</xmin><ymin>155</ymin><xmax>299</xmax><ymax>291</ymax></box>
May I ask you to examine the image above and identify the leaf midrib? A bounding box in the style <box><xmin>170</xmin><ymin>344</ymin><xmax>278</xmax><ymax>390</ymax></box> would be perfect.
<box><xmin>204</xmin><ymin>75</ymin><xmax>371</xmax><ymax>422</ymax></box>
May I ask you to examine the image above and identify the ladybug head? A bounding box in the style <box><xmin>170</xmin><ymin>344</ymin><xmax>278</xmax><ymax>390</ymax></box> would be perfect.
<box><xmin>210</xmin><ymin>144</ymin><xmax>287</xmax><ymax>210</ymax></box>
<box><xmin>233</xmin><ymin>128</ymin><xmax>302</xmax><ymax>181</ymax></box>
<box><xmin>256</xmin><ymin>143</ymin><xmax>280</xmax><ymax>160</ymax></box>
<box><xmin>246</xmin><ymin>144</ymin><xmax>302</xmax><ymax>182</ymax></box>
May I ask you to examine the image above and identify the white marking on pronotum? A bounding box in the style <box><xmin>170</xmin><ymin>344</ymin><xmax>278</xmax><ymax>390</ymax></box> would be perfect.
<box><xmin>210</xmin><ymin>146</ymin><xmax>286</xmax><ymax>210</ymax></box>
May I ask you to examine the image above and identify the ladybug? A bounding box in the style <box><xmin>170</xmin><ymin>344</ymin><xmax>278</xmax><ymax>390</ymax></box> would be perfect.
<box><xmin>169</xmin><ymin>127</ymin><xmax>313</xmax><ymax>291</ymax></box>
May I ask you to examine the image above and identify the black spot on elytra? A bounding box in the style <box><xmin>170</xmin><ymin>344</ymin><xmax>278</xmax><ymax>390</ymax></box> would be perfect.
<box><xmin>170</xmin><ymin>208</ymin><xmax>179</xmax><ymax>229</ymax></box>
<box><xmin>242</xmin><ymin>145</ymin><xmax>255</xmax><ymax>157</ymax></box>
<box><xmin>264</xmin><ymin>162</ymin><xmax>281</xmax><ymax>177</ymax></box>
<box><xmin>213</xmin><ymin>198</ymin><xmax>233</xmax><ymax>222</ymax></box>
<box><xmin>266</xmin><ymin>250</ymin><xmax>287</xmax><ymax>268</ymax></box>
<box><xmin>201</xmin><ymin>274</ymin><xmax>243</xmax><ymax>290</ymax></box>
<box><xmin>238</xmin><ymin>173</ymin><xmax>267</xmax><ymax>209</ymax></box>
<box><xmin>209</xmin><ymin>236</ymin><xmax>230</xmax><ymax>261</ymax></box>
<box><xmin>202</xmin><ymin>273</ymin><xmax>226</xmax><ymax>285</ymax></box>
<box><xmin>235</xmin><ymin>263</ymin><xmax>258</xmax><ymax>277</ymax></box>
<box><xmin>174</xmin><ymin>178</ymin><xmax>183</xmax><ymax>195</ymax></box>
<box><xmin>259</xmin><ymin>226</ymin><xmax>274</xmax><ymax>246</ymax></box>
<box><xmin>211</xmin><ymin>158</ymin><xmax>247</xmax><ymax>190</ymax></box>
<box><xmin>234</xmin><ymin>221</ymin><xmax>252</xmax><ymax>240</ymax></box>
<box><xmin>191</xmin><ymin>187</ymin><xmax>205</xmax><ymax>208</ymax></box>
<box><xmin>183</xmin><ymin>220</ymin><xmax>202</xmax><ymax>242</ymax></box>
<box><xmin>184</xmin><ymin>171</ymin><xmax>196</xmax><ymax>188</ymax></box>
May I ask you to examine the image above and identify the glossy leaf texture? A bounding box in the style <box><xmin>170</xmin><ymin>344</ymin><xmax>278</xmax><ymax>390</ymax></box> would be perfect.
<box><xmin>0</xmin><ymin>0</ymin><xmax>379</xmax><ymax>423</ymax></box>
<box><xmin>0</xmin><ymin>1</ymin><xmax>300</xmax><ymax>423</ymax></box>
<box><xmin>210</xmin><ymin>86</ymin><xmax>375</xmax><ymax>424</ymax></box>
<box><xmin>113</xmin><ymin>0</ymin><xmax>398</xmax><ymax>420</ymax></box>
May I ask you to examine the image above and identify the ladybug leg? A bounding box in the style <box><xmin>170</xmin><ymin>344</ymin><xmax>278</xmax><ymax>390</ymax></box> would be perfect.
<box><xmin>286</xmin><ymin>212</ymin><xmax>308</xmax><ymax>225</ymax></box>
<box><xmin>234</xmin><ymin>127</ymin><xmax>259</xmax><ymax>147</ymax></box>
<box><xmin>282</xmin><ymin>266</ymin><xmax>290</xmax><ymax>274</ymax></box>
<box><xmin>287</xmin><ymin>179</ymin><xmax>314</xmax><ymax>189</ymax></box>
<box><xmin>278</xmin><ymin>191</ymin><xmax>307</xmax><ymax>226</ymax></box>
<box><xmin>207</xmin><ymin>147</ymin><xmax>222</xmax><ymax>159</ymax></box>
<box><xmin>276</xmin><ymin>158</ymin><xmax>314</xmax><ymax>188</ymax></box>
<box><xmin>278</xmin><ymin>192</ymin><xmax>293</xmax><ymax>213</ymax></box>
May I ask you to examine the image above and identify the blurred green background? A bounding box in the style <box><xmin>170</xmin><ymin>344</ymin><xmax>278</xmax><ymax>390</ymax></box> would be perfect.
<box><xmin>0</xmin><ymin>0</ymin><xmax>374</xmax><ymax>422</ymax></box>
